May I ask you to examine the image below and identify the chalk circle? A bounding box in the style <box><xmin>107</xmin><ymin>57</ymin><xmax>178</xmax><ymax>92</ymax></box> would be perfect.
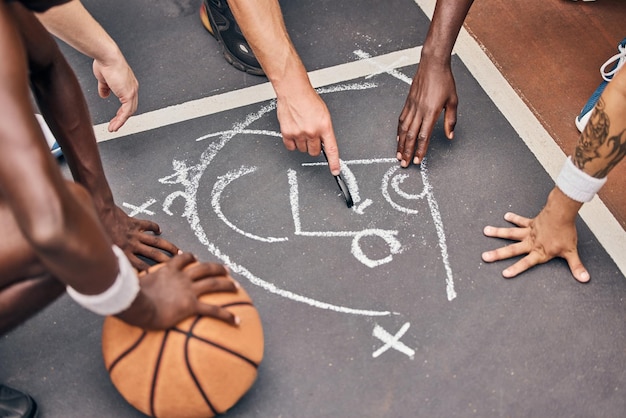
<box><xmin>351</xmin><ymin>229</ymin><xmax>402</xmax><ymax>268</ymax></box>
<box><xmin>382</xmin><ymin>166</ymin><xmax>427</xmax><ymax>214</ymax></box>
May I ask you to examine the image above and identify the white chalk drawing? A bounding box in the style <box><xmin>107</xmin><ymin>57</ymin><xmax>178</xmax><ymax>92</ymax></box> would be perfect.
<box><xmin>159</xmin><ymin>85</ymin><xmax>394</xmax><ymax>317</ymax></box>
<box><xmin>373</xmin><ymin>322</ymin><xmax>415</xmax><ymax>359</ymax></box>
<box><xmin>153</xmin><ymin>60</ymin><xmax>455</xmax><ymax>332</ymax></box>
<box><xmin>122</xmin><ymin>198</ymin><xmax>157</xmax><ymax>217</ymax></box>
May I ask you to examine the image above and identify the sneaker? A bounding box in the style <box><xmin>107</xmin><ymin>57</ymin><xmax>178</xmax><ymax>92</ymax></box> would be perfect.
<box><xmin>199</xmin><ymin>0</ymin><xmax>264</xmax><ymax>76</ymax></box>
<box><xmin>575</xmin><ymin>37</ymin><xmax>626</xmax><ymax>132</ymax></box>
<box><xmin>34</xmin><ymin>114</ymin><xmax>62</xmax><ymax>158</ymax></box>
<box><xmin>0</xmin><ymin>384</ymin><xmax>38</xmax><ymax>418</ymax></box>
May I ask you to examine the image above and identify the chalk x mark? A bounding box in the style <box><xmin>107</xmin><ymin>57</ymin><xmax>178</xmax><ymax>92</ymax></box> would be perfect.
<box><xmin>123</xmin><ymin>198</ymin><xmax>157</xmax><ymax>217</ymax></box>
<box><xmin>372</xmin><ymin>323</ymin><xmax>415</xmax><ymax>359</ymax></box>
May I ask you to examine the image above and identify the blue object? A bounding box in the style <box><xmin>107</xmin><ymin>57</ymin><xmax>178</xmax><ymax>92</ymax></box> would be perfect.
<box><xmin>575</xmin><ymin>37</ymin><xmax>626</xmax><ymax>132</ymax></box>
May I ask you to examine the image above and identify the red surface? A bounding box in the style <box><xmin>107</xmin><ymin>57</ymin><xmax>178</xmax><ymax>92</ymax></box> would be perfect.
<box><xmin>465</xmin><ymin>0</ymin><xmax>626</xmax><ymax>228</ymax></box>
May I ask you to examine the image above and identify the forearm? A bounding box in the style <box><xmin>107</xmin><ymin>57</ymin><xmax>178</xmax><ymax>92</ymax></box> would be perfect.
<box><xmin>30</xmin><ymin>57</ymin><xmax>116</xmax><ymax>210</ymax></box>
<box><xmin>573</xmin><ymin>67</ymin><xmax>626</xmax><ymax>178</ymax></box>
<box><xmin>422</xmin><ymin>0</ymin><xmax>474</xmax><ymax>64</ymax></box>
<box><xmin>0</xmin><ymin>2</ymin><xmax>118</xmax><ymax>294</ymax></box>
<box><xmin>24</xmin><ymin>14</ymin><xmax>116</xmax><ymax>212</ymax></box>
<box><xmin>35</xmin><ymin>0</ymin><xmax>123</xmax><ymax>65</ymax></box>
<box><xmin>552</xmin><ymin>66</ymin><xmax>626</xmax><ymax>214</ymax></box>
<box><xmin>228</xmin><ymin>0</ymin><xmax>312</xmax><ymax>98</ymax></box>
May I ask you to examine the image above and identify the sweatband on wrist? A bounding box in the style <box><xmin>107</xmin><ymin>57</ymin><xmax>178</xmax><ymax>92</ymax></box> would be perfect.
<box><xmin>66</xmin><ymin>245</ymin><xmax>140</xmax><ymax>316</ymax></box>
<box><xmin>555</xmin><ymin>156</ymin><xmax>607</xmax><ymax>203</ymax></box>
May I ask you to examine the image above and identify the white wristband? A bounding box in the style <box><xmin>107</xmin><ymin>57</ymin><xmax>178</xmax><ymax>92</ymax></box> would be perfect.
<box><xmin>555</xmin><ymin>156</ymin><xmax>607</xmax><ymax>203</ymax></box>
<box><xmin>67</xmin><ymin>245</ymin><xmax>140</xmax><ymax>316</ymax></box>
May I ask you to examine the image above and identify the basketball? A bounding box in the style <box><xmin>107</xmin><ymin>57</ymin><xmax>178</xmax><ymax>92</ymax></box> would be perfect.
<box><xmin>101</xmin><ymin>264</ymin><xmax>264</xmax><ymax>418</ymax></box>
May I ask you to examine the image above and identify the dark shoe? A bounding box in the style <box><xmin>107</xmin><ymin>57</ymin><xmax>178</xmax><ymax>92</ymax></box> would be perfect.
<box><xmin>199</xmin><ymin>0</ymin><xmax>264</xmax><ymax>76</ymax></box>
<box><xmin>0</xmin><ymin>384</ymin><xmax>38</xmax><ymax>418</ymax></box>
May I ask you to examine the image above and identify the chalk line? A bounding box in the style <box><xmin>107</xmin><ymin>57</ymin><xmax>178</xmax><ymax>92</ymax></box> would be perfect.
<box><xmin>288</xmin><ymin>168</ymin><xmax>403</xmax><ymax>268</ymax></box>
<box><xmin>211</xmin><ymin>166</ymin><xmax>288</xmax><ymax>243</ymax></box>
<box><xmin>381</xmin><ymin>166</ymin><xmax>421</xmax><ymax>215</ymax></box>
<box><xmin>355</xmin><ymin>49</ymin><xmax>458</xmax><ymax>301</ymax></box>
<box><xmin>93</xmin><ymin>56</ymin><xmax>409</xmax><ymax>143</ymax></box>
<box><xmin>157</xmin><ymin>85</ymin><xmax>395</xmax><ymax>317</ymax></box>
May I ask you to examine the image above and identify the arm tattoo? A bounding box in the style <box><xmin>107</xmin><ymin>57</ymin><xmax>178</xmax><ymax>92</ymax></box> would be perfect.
<box><xmin>574</xmin><ymin>98</ymin><xmax>626</xmax><ymax>178</ymax></box>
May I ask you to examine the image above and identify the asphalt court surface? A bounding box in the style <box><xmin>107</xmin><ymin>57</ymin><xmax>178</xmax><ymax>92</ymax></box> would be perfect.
<box><xmin>1</xmin><ymin>0</ymin><xmax>626</xmax><ymax>417</ymax></box>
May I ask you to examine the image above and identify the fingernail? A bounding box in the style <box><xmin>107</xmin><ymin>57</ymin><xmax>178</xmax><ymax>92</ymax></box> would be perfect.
<box><xmin>396</xmin><ymin>135</ymin><xmax>399</xmax><ymax>142</ymax></box>
<box><xmin>233</xmin><ymin>280</ymin><xmax>241</xmax><ymax>289</ymax></box>
<box><xmin>502</xmin><ymin>269</ymin><xmax>512</xmax><ymax>278</ymax></box>
<box><xmin>400</xmin><ymin>160</ymin><xmax>408</xmax><ymax>168</ymax></box>
<box><xmin>178</xmin><ymin>249</ymin><xmax>183</xmax><ymax>255</ymax></box>
<box><xmin>413</xmin><ymin>156</ymin><xmax>420</xmax><ymax>165</ymax></box>
<box><xmin>331</xmin><ymin>169</ymin><xmax>341</xmax><ymax>176</ymax></box>
<box><xmin>580</xmin><ymin>271</ymin><xmax>590</xmax><ymax>282</ymax></box>
<box><xmin>396</xmin><ymin>152</ymin><xmax>402</xmax><ymax>160</ymax></box>
<box><xmin>234</xmin><ymin>316</ymin><xmax>241</xmax><ymax>326</ymax></box>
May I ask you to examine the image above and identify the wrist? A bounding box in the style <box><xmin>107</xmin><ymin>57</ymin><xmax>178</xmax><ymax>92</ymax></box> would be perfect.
<box><xmin>545</xmin><ymin>187</ymin><xmax>583</xmax><ymax>223</ymax></box>
<box><xmin>420</xmin><ymin>44</ymin><xmax>452</xmax><ymax>67</ymax></box>
<box><xmin>93</xmin><ymin>44</ymin><xmax>126</xmax><ymax>69</ymax></box>
<box><xmin>66</xmin><ymin>245</ymin><xmax>140</xmax><ymax>316</ymax></box>
<box><xmin>555</xmin><ymin>156</ymin><xmax>607</xmax><ymax>203</ymax></box>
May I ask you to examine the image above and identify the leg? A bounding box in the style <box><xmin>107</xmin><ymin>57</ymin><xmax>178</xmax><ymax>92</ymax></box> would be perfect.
<box><xmin>0</xmin><ymin>181</ymin><xmax>95</xmax><ymax>335</ymax></box>
<box><xmin>0</xmin><ymin>200</ymin><xmax>64</xmax><ymax>334</ymax></box>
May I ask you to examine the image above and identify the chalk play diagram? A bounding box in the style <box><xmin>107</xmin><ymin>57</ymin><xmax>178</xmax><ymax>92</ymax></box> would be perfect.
<box><xmin>121</xmin><ymin>71</ymin><xmax>457</xmax><ymax>360</ymax></box>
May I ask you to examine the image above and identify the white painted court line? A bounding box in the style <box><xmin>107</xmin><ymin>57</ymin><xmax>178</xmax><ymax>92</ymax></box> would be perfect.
<box><xmin>414</xmin><ymin>0</ymin><xmax>626</xmax><ymax>277</ymax></box>
<box><xmin>95</xmin><ymin>2</ymin><xmax>625</xmax><ymax>276</ymax></box>
<box><xmin>93</xmin><ymin>47</ymin><xmax>421</xmax><ymax>143</ymax></box>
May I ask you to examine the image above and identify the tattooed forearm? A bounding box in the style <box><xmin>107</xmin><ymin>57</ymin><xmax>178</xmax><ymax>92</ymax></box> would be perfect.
<box><xmin>574</xmin><ymin>98</ymin><xmax>626</xmax><ymax>178</ymax></box>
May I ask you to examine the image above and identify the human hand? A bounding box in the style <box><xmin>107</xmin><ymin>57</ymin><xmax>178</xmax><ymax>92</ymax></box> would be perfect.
<box><xmin>119</xmin><ymin>254</ymin><xmax>240</xmax><ymax>330</ymax></box>
<box><xmin>276</xmin><ymin>88</ymin><xmax>341</xmax><ymax>175</ymax></box>
<box><xmin>481</xmin><ymin>189</ymin><xmax>589</xmax><ymax>282</ymax></box>
<box><xmin>100</xmin><ymin>205</ymin><xmax>180</xmax><ymax>271</ymax></box>
<box><xmin>397</xmin><ymin>56</ymin><xmax>458</xmax><ymax>167</ymax></box>
<box><xmin>92</xmin><ymin>57</ymin><xmax>138</xmax><ymax>132</ymax></box>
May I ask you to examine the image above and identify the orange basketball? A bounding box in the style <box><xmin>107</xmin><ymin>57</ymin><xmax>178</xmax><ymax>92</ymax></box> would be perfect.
<box><xmin>101</xmin><ymin>265</ymin><xmax>264</xmax><ymax>418</ymax></box>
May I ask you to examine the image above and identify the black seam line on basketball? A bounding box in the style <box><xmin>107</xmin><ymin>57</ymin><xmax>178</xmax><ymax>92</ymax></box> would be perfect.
<box><xmin>150</xmin><ymin>329</ymin><xmax>170</xmax><ymax>418</ymax></box>
<box><xmin>185</xmin><ymin>316</ymin><xmax>219</xmax><ymax>416</ymax></box>
<box><xmin>170</xmin><ymin>326</ymin><xmax>260</xmax><ymax>369</ymax></box>
<box><xmin>108</xmin><ymin>330</ymin><xmax>147</xmax><ymax>373</ymax></box>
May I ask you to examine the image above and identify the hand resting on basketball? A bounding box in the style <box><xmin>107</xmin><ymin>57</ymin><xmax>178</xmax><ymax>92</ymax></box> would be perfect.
<box><xmin>117</xmin><ymin>253</ymin><xmax>241</xmax><ymax>330</ymax></box>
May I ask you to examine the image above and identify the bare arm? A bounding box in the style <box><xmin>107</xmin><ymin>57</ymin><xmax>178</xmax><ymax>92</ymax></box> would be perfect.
<box><xmin>17</xmin><ymin>2</ymin><xmax>178</xmax><ymax>270</ymax></box>
<box><xmin>0</xmin><ymin>1</ymin><xmax>118</xmax><ymax>295</ymax></box>
<box><xmin>228</xmin><ymin>0</ymin><xmax>341</xmax><ymax>175</ymax></box>
<box><xmin>0</xmin><ymin>3</ymin><xmax>239</xmax><ymax>330</ymax></box>
<box><xmin>36</xmin><ymin>0</ymin><xmax>138</xmax><ymax>132</ymax></box>
<box><xmin>397</xmin><ymin>0</ymin><xmax>474</xmax><ymax>167</ymax></box>
<box><xmin>482</xmin><ymin>67</ymin><xmax>626</xmax><ymax>281</ymax></box>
